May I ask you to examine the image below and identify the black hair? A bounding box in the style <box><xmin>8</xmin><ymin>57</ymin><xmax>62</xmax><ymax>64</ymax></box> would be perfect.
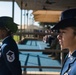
<box><xmin>71</xmin><ymin>27</ymin><xmax>76</xmax><ymax>35</ymax></box>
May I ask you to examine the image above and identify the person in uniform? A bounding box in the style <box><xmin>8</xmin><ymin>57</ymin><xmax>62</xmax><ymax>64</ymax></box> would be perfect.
<box><xmin>52</xmin><ymin>8</ymin><xmax>76</xmax><ymax>75</ymax></box>
<box><xmin>0</xmin><ymin>16</ymin><xmax>22</xmax><ymax>75</ymax></box>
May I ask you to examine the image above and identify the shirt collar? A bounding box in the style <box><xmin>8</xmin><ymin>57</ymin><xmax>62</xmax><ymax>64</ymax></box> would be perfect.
<box><xmin>68</xmin><ymin>50</ymin><xmax>76</xmax><ymax>57</ymax></box>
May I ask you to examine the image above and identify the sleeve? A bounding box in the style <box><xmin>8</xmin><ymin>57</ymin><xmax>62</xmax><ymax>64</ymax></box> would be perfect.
<box><xmin>2</xmin><ymin>44</ymin><xmax>22</xmax><ymax>75</ymax></box>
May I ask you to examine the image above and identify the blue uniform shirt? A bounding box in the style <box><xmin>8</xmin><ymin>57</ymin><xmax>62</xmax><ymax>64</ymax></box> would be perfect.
<box><xmin>0</xmin><ymin>36</ymin><xmax>22</xmax><ymax>75</ymax></box>
<box><xmin>60</xmin><ymin>50</ymin><xmax>76</xmax><ymax>75</ymax></box>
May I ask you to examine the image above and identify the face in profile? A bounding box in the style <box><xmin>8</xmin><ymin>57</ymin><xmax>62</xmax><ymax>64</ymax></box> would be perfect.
<box><xmin>57</xmin><ymin>27</ymin><xmax>76</xmax><ymax>50</ymax></box>
<box><xmin>0</xmin><ymin>28</ymin><xmax>8</xmax><ymax>39</ymax></box>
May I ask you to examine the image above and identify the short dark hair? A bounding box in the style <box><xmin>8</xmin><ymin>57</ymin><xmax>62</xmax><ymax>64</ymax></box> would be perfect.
<box><xmin>71</xmin><ymin>27</ymin><xmax>76</xmax><ymax>35</ymax></box>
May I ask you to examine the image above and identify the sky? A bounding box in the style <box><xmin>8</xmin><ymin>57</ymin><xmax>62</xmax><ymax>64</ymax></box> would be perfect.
<box><xmin>0</xmin><ymin>1</ymin><xmax>39</xmax><ymax>26</ymax></box>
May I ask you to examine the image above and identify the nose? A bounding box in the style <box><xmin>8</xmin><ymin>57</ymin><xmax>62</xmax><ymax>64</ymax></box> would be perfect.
<box><xmin>57</xmin><ymin>33</ymin><xmax>62</xmax><ymax>40</ymax></box>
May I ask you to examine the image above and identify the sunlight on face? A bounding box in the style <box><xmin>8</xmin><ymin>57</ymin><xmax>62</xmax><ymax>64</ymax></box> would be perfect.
<box><xmin>57</xmin><ymin>27</ymin><xmax>76</xmax><ymax>50</ymax></box>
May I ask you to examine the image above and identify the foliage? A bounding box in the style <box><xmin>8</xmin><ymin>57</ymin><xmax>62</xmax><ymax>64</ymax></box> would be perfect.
<box><xmin>13</xmin><ymin>35</ymin><xmax>20</xmax><ymax>42</ymax></box>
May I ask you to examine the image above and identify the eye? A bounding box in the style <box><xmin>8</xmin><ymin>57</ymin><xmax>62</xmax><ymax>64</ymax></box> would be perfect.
<box><xmin>61</xmin><ymin>31</ymin><xmax>66</xmax><ymax>33</ymax></box>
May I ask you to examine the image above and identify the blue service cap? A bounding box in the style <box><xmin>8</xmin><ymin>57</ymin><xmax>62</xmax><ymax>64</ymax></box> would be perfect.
<box><xmin>0</xmin><ymin>16</ymin><xmax>18</xmax><ymax>33</ymax></box>
<box><xmin>52</xmin><ymin>8</ymin><xmax>76</xmax><ymax>30</ymax></box>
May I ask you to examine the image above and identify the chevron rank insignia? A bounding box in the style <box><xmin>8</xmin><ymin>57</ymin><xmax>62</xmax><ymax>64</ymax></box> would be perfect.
<box><xmin>6</xmin><ymin>50</ymin><xmax>15</xmax><ymax>62</ymax></box>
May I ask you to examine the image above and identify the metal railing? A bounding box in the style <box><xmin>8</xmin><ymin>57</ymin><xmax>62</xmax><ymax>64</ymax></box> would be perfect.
<box><xmin>19</xmin><ymin>49</ymin><xmax>68</xmax><ymax>70</ymax></box>
<box><xmin>14</xmin><ymin>32</ymin><xmax>68</xmax><ymax>73</ymax></box>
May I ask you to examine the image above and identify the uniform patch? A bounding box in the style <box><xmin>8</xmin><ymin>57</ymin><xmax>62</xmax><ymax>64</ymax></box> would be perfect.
<box><xmin>6</xmin><ymin>50</ymin><xmax>15</xmax><ymax>62</ymax></box>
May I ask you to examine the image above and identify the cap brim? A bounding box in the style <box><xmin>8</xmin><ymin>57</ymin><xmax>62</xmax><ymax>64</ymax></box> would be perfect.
<box><xmin>52</xmin><ymin>18</ymin><xmax>76</xmax><ymax>30</ymax></box>
<box><xmin>8</xmin><ymin>22</ymin><xmax>18</xmax><ymax>33</ymax></box>
<box><xmin>0</xmin><ymin>16</ymin><xmax>18</xmax><ymax>33</ymax></box>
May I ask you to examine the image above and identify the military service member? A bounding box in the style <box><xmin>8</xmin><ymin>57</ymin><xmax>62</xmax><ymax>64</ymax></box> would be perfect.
<box><xmin>0</xmin><ymin>16</ymin><xmax>22</xmax><ymax>75</ymax></box>
<box><xmin>52</xmin><ymin>8</ymin><xmax>76</xmax><ymax>75</ymax></box>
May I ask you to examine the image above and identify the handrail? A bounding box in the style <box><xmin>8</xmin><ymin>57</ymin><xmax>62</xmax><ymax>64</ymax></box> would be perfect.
<box><xmin>21</xmin><ymin>66</ymin><xmax>61</xmax><ymax>69</ymax></box>
<box><xmin>19</xmin><ymin>49</ymin><xmax>68</xmax><ymax>69</ymax></box>
<box><xmin>19</xmin><ymin>49</ymin><xmax>68</xmax><ymax>52</ymax></box>
<box><xmin>14</xmin><ymin>32</ymin><xmax>58</xmax><ymax>36</ymax></box>
<box><xmin>14</xmin><ymin>32</ymin><xmax>68</xmax><ymax>71</ymax></box>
